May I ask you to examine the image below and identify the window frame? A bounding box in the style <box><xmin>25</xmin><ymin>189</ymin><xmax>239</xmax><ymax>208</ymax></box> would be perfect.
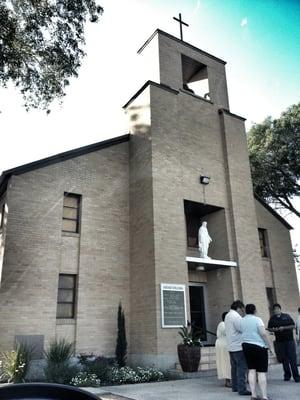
<box><xmin>56</xmin><ymin>274</ymin><xmax>77</xmax><ymax>319</ymax></box>
<box><xmin>258</xmin><ymin>228</ymin><xmax>269</xmax><ymax>258</ymax></box>
<box><xmin>62</xmin><ymin>193</ymin><xmax>81</xmax><ymax>234</ymax></box>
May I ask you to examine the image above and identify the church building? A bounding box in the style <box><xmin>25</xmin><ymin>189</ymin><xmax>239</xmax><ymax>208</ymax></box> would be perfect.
<box><xmin>0</xmin><ymin>29</ymin><xmax>298</xmax><ymax>370</ymax></box>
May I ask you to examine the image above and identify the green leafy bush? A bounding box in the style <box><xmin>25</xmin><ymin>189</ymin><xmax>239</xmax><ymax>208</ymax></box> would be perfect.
<box><xmin>109</xmin><ymin>366</ymin><xmax>165</xmax><ymax>385</ymax></box>
<box><xmin>44</xmin><ymin>338</ymin><xmax>74</xmax><ymax>364</ymax></box>
<box><xmin>77</xmin><ymin>353</ymin><xmax>96</xmax><ymax>366</ymax></box>
<box><xmin>44</xmin><ymin>362</ymin><xmax>79</xmax><ymax>384</ymax></box>
<box><xmin>136</xmin><ymin>367</ymin><xmax>164</xmax><ymax>382</ymax></box>
<box><xmin>79</xmin><ymin>354</ymin><xmax>115</xmax><ymax>383</ymax></box>
<box><xmin>109</xmin><ymin>366</ymin><xmax>140</xmax><ymax>384</ymax></box>
<box><xmin>0</xmin><ymin>343</ymin><xmax>33</xmax><ymax>383</ymax></box>
<box><xmin>178</xmin><ymin>323</ymin><xmax>203</xmax><ymax>347</ymax></box>
<box><xmin>70</xmin><ymin>371</ymin><xmax>101</xmax><ymax>387</ymax></box>
<box><xmin>42</xmin><ymin>341</ymin><xmax>164</xmax><ymax>386</ymax></box>
<box><xmin>44</xmin><ymin>338</ymin><xmax>78</xmax><ymax>384</ymax></box>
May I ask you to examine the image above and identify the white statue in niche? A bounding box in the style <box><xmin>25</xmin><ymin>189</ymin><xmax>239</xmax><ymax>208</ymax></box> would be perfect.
<box><xmin>198</xmin><ymin>221</ymin><xmax>212</xmax><ymax>259</ymax></box>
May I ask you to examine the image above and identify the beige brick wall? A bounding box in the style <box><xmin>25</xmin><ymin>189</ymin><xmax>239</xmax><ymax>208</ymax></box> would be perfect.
<box><xmin>255</xmin><ymin>199</ymin><xmax>299</xmax><ymax>320</ymax></box>
<box><xmin>261</xmin><ymin>259</ymin><xmax>275</xmax><ymax>288</ymax></box>
<box><xmin>220</xmin><ymin>111</ymin><xmax>270</xmax><ymax>322</ymax></box>
<box><xmin>0</xmin><ymin>142</ymin><xmax>130</xmax><ymax>355</ymax></box>
<box><xmin>148</xmin><ymin>82</ymin><xmax>238</xmax><ymax>355</ymax></box>
<box><xmin>126</xmin><ymin>86</ymin><xmax>158</xmax><ymax>357</ymax></box>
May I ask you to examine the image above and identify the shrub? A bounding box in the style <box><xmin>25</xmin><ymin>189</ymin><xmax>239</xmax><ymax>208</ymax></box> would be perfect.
<box><xmin>109</xmin><ymin>366</ymin><xmax>140</xmax><ymax>384</ymax></box>
<box><xmin>44</xmin><ymin>338</ymin><xmax>78</xmax><ymax>384</ymax></box>
<box><xmin>115</xmin><ymin>302</ymin><xmax>127</xmax><ymax>367</ymax></box>
<box><xmin>146</xmin><ymin>367</ymin><xmax>164</xmax><ymax>382</ymax></box>
<box><xmin>81</xmin><ymin>355</ymin><xmax>115</xmax><ymax>383</ymax></box>
<box><xmin>0</xmin><ymin>343</ymin><xmax>33</xmax><ymax>383</ymax></box>
<box><xmin>135</xmin><ymin>367</ymin><xmax>164</xmax><ymax>382</ymax></box>
<box><xmin>109</xmin><ymin>366</ymin><xmax>164</xmax><ymax>384</ymax></box>
<box><xmin>70</xmin><ymin>371</ymin><xmax>101</xmax><ymax>387</ymax></box>
<box><xmin>44</xmin><ymin>338</ymin><xmax>74</xmax><ymax>364</ymax></box>
<box><xmin>44</xmin><ymin>362</ymin><xmax>79</xmax><ymax>384</ymax></box>
<box><xmin>77</xmin><ymin>353</ymin><xmax>96</xmax><ymax>366</ymax></box>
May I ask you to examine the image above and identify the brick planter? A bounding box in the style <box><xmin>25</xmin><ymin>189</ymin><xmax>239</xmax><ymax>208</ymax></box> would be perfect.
<box><xmin>177</xmin><ymin>344</ymin><xmax>201</xmax><ymax>372</ymax></box>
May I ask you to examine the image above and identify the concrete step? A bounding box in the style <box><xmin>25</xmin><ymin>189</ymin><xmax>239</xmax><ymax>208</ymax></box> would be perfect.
<box><xmin>167</xmin><ymin>368</ymin><xmax>217</xmax><ymax>380</ymax></box>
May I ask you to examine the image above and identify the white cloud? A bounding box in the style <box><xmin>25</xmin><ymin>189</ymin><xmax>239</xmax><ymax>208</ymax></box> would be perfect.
<box><xmin>241</xmin><ymin>17</ymin><xmax>248</xmax><ymax>27</ymax></box>
<box><xmin>191</xmin><ymin>0</ymin><xmax>201</xmax><ymax>16</ymax></box>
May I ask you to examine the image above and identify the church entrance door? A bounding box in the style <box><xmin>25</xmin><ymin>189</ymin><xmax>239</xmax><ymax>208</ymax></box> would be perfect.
<box><xmin>189</xmin><ymin>284</ymin><xmax>207</xmax><ymax>341</ymax></box>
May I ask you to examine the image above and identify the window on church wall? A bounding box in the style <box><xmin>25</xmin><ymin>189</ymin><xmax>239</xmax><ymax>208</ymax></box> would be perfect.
<box><xmin>181</xmin><ymin>54</ymin><xmax>210</xmax><ymax>100</ymax></box>
<box><xmin>62</xmin><ymin>193</ymin><xmax>81</xmax><ymax>233</ymax></box>
<box><xmin>56</xmin><ymin>274</ymin><xmax>77</xmax><ymax>319</ymax></box>
<box><xmin>258</xmin><ymin>228</ymin><xmax>269</xmax><ymax>258</ymax></box>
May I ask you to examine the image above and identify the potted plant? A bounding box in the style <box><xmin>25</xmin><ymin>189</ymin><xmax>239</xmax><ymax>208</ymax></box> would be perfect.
<box><xmin>177</xmin><ymin>323</ymin><xmax>203</xmax><ymax>372</ymax></box>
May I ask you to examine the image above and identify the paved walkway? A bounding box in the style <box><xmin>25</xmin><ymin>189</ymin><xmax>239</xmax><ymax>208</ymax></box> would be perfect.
<box><xmin>85</xmin><ymin>365</ymin><xmax>299</xmax><ymax>400</ymax></box>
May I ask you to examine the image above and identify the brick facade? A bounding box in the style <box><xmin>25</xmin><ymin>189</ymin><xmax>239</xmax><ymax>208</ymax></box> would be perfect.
<box><xmin>0</xmin><ymin>30</ymin><xmax>298</xmax><ymax>370</ymax></box>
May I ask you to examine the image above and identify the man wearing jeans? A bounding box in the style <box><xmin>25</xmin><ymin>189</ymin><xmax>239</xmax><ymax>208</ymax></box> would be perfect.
<box><xmin>267</xmin><ymin>303</ymin><xmax>300</xmax><ymax>382</ymax></box>
<box><xmin>225</xmin><ymin>300</ymin><xmax>251</xmax><ymax>396</ymax></box>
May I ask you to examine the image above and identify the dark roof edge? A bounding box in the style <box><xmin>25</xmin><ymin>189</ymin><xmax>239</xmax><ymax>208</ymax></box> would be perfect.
<box><xmin>137</xmin><ymin>30</ymin><xmax>158</xmax><ymax>54</ymax></box>
<box><xmin>219</xmin><ymin>108</ymin><xmax>246</xmax><ymax>122</ymax></box>
<box><xmin>137</xmin><ymin>29</ymin><xmax>227</xmax><ymax>65</ymax></box>
<box><xmin>0</xmin><ymin>134</ymin><xmax>130</xmax><ymax>195</ymax></box>
<box><xmin>254</xmin><ymin>194</ymin><xmax>293</xmax><ymax>230</ymax></box>
<box><xmin>123</xmin><ymin>80</ymin><xmax>179</xmax><ymax>109</ymax></box>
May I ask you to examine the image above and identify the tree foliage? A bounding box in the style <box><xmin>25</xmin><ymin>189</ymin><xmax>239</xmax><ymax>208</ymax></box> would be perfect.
<box><xmin>0</xmin><ymin>0</ymin><xmax>103</xmax><ymax>110</ymax></box>
<box><xmin>248</xmin><ymin>102</ymin><xmax>300</xmax><ymax>218</ymax></box>
<box><xmin>115</xmin><ymin>302</ymin><xmax>127</xmax><ymax>368</ymax></box>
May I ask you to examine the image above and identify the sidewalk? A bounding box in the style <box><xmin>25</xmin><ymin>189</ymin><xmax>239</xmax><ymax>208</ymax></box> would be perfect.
<box><xmin>85</xmin><ymin>365</ymin><xmax>299</xmax><ymax>400</ymax></box>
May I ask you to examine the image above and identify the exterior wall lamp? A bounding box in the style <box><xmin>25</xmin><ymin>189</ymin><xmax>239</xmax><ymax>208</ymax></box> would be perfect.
<box><xmin>200</xmin><ymin>175</ymin><xmax>210</xmax><ymax>185</ymax></box>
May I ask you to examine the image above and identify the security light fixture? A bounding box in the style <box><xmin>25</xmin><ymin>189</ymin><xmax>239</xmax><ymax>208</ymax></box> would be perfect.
<box><xmin>196</xmin><ymin>266</ymin><xmax>205</xmax><ymax>271</ymax></box>
<box><xmin>200</xmin><ymin>175</ymin><xmax>210</xmax><ymax>185</ymax></box>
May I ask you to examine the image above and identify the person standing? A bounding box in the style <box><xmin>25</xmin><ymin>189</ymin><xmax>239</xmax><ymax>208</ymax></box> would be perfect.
<box><xmin>241</xmin><ymin>304</ymin><xmax>275</xmax><ymax>400</ymax></box>
<box><xmin>297</xmin><ymin>307</ymin><xmax>300</xmax><ymax>366</ymax></box>
<box><xmin>267</xmin><ymin>303</ymin><xmax>300</xmax><ymax>382</ymax></box>
<box><xmin>225</xmin><ymin>300</ymin><xmax>251</xmax><ymax>396</ymax></box>
<box><xmin>215</xmin><ymin>312</ymin><xmax>231</xmax><ymax>387</ymax></box>
<box><xmin>296</xmin><ymin>307</ymin><xmax>300</xmax><ymax>342</ymax></box>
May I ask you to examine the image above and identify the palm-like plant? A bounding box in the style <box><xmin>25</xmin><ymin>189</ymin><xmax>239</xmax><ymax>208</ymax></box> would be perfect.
<box><xmin>178</xmin><ymin>323</ymin><xmax>203</xmax><ymax>347</ymax></box>
<box><xmin>44</xmin><ymin>338</ymin><xmax>74</xmax><ymax>363</ymax></box>
<box><xmin>0</xmin><ymin>343</ymin><xmax>33</xmax><ymax>383</ymax></box>
<box><xmin>44</xmin><ymin>338</ymin><xmax>78</xmax><ymax>384</ymax></box>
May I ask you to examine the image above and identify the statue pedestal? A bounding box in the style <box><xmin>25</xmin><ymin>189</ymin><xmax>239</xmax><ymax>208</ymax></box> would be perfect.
<box><xmin>186</xmin><ymin>256</ymin><xmax>237</xmax><ymax>271</ymax></box>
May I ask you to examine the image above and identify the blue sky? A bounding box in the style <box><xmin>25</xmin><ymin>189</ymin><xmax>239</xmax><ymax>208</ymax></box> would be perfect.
<box><xmin>1</xmin><ymin>0</ymin><xmax>300</xmax><ymax>172</ymax></box>
<box><xmin>0</xmin><ymin>0</ymin><xmax>299</xmax><ymax>278</ymax></box>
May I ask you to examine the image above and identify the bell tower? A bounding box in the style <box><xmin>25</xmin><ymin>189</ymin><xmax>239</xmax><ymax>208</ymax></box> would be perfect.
<box><xmin>125</xmin><ymin>29</ymin><xmax>269</xmax><ymax>369</ymax></box>
<box><xmin>137</xmin><ymin>29</ymin><xmax>229</xmax><ymax>109</ymax></box>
